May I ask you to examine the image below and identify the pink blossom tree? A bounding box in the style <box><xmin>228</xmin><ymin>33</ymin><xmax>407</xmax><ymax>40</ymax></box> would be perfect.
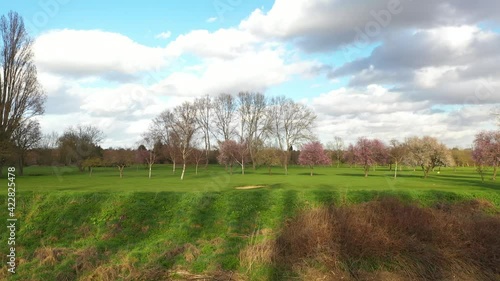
<box><xmin>473</xmin><ymin>131</ymin><xmax>500</xmax><ymax>181</ymax></box>
<box><xmin>298</xmin><ymin>141</ymin><xmax>331</xmax><ymax>176</ymax></box>
<box><xmin>353</xmin><ymin>137</ymin><xmax>387</xmax><ymax>177</ymax></box>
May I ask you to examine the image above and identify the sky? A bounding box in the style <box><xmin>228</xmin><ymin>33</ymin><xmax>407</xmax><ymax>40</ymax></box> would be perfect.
<box><xmin>3</xmin><ymin>0</ymin><xmax>500</xmax><ymax>149</ymax></box>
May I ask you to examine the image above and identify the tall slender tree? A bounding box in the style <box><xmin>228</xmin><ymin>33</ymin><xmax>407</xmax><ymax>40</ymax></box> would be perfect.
<box><xmin>194</xmin><ymin>95</ymin><xmax>212</xmax><ymax>167</ymax></box>
<box><xmin>170</xmin><ymin>102</ymin><xmax>198</xmax><ymax>180</ymax></box>
<box><xmin>212</xmin><ymin>93</ymin><xmax>237</xmax><ymax>142</ymax></box>
<box><xmin>0</xmin><ymin>11</ymin><xmax>45</xmax><ymax>175</ymax></box>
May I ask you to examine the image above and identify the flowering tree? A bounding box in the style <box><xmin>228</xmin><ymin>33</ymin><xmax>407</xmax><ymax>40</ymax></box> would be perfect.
<box><xmin>472</xmin><ymin>131</ymin><xmax>500</xmax><ymax>181</ymax></box>
<box><xmin>298</xmin><ymin>141</ymin><xmax>331</xmax><ymax>176</ymax></box>
<box><xmin>353</xmin><ymin>137</ymin><xmax>387</xmax><ymax>177</ymax></box>
<box><xmin>405</xmin><ymin>136</ymin><xmax>454</xmax><ymax>178</ymax></box>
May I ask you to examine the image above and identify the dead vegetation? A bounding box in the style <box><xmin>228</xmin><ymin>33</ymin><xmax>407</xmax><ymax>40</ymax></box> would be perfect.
<box><xmin>34</xmin><ymin>247</ymin><xmax>69</xmax><ymax>266</ymax></box>
<box><xmin>235</xmin><ymin>185</ymin><xmax>266</xmax><ymax>190</ymax></box>
<box><xmin>17</xmin><ymin>198</ymin><xmax>500</xmax><ymax>280</ymax></box>
<box><xmin>270</xmin><ymin>198</ymin><xmax>500</xmax><ymax>280</ymax></box>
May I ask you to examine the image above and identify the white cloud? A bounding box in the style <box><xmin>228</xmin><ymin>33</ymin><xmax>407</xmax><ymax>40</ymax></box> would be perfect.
<box><xmin>31</xmin><ymin>0</ymin><xmax>500</xmax><ymax>149</ymax></box>
<box><xmin>165</xmin><ymin>28</ymin><xmax>259</xmax><ymax>59</ymax></box>
<box><xmin>34</xmin><ymin>29</ymin><xmax>170</xmax><ymax>79</ymax></box>
<box><xmin>155</xmin><ymin>31</ymin><xmax>172</xmax><ymax>39</ymax></box>
<box><xmin>152</xmin><ymin>48</ymin><xmax>322</xmax><ymax>97</ymax></box>
<box><xmin>206</xmin><ymin>17</ymin><xmax>217</xmax><ymax>23</ymax></box>
<box><xmin>311</xmin><ymin>85</ymin><xmax>429</xmax><ymax>116</ymax></box>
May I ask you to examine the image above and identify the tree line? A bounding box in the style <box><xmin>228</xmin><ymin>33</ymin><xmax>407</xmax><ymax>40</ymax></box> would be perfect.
<box><xmin>1</xmin><ymin>11</ymin><xmax>498</xmax><ymax>181</ymax></box>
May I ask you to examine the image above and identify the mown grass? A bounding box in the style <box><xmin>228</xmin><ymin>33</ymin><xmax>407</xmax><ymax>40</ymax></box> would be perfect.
<box><xmin>0</xmin><ymin>164</ymin><xmax>498</xmax><ymax>280</ymax></box>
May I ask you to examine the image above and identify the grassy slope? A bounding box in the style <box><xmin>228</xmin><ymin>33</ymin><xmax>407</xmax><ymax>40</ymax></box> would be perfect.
<box><xmin>0</xmin><ymin>165</ymin><xmax>499</xmax><ymax>280</ymax></box>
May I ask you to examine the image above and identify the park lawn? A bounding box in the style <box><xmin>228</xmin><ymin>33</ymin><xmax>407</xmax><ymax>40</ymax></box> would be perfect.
<box><xmin>13</xmin><ymin>164</ymin><xmax>500</xmax><ymax>194</ymax></box>
<box><xmin>0</xmin><ymin>164</ymin><xmax>499</xmax><ymax>280</ymax></box>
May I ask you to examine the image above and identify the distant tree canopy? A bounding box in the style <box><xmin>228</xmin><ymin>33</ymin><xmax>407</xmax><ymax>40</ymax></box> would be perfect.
<box><xmin>58</xmin><ymin>125</ymin><xmax>104</xmax><ymax>171</ymax></box>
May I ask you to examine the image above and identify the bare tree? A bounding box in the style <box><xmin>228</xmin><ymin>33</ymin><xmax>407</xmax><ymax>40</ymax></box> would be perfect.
<box><xmin>152</xmin><ymin>110</ymin><xmax>179</xmax><ymax>174</ymax></box>
<box><xmin>212</xmin><ymin>93</ymin><xmax>237</xmax><ymax>142</ymax></box>
<box><xmin>388</xmin><ymin>139</ymin><xmax>407</xmax><ymax>179</ymax></box>
<box><xmin>170</xmin><ymin>102</ymin><xmax>198</xmax><ymax>180</ymax></box>
<box><xmin>190</xmin><ymin>147</ymin><xmax>205</xmax><ymax>175</ymax></box>
<box><xmin>217</xmin><ymin>139</ymin><xmax>249</xmax><ymax>175</ymax></box>
<box><xmin>104</xmin><ymin>149</ymin><xmax>135</xmax><ymax>178</ymax></box>
<box><xmin>0</xmin><ymin>11</ymin><xmax>46</xmax><ymax>175</ymax></box>
<box><xmin>11</xmin><ymin>119</ymin><xmax>41</xmax><ymax>175</ymax></box>
<box><xmin>332</xmin><ymin>136</ymin><xmax>344</xmax><ymax>168</ymax></box>
<box><xmin>268</xmin><ymin>96</ymin><xmax>316</xmax><ymax>174</ymax></box>
<box><xmin>237</xmin><ymin>92</ymin><xmax>268</xmax><ymax>169</ymax></box>
<box><xmin>138</xmin><ymin>132</ymin><xmax>158</xmax><ymax>179</ymax></box>
<box><xmin>194</xmin><ymin>95</ymin><xmax>212</xmax><ymax>166</ymax></box>
<box><xmin>39</xmin><ymin>131</ymin><xmax>59</xmax><ymax>149</ymax></box>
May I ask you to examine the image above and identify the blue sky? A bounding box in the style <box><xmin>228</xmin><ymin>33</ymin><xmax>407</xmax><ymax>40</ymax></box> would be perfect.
<box><xmin>2</xmin><ymin>0</ymin><xmax>499</xmax><ymax>148</ymax></box>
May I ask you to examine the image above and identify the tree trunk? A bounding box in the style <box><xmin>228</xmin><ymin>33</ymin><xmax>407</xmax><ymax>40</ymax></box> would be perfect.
<box><xmin>89</xmin><ymin>167</ymin><xmax>93</xmax><ymax>177</ymax></box>
<box><xmin>148</xmin><ymin>164</ymin><xmax>152</xmax><ymax>179</ymax></box>
<box><xmin>19</xmin><ymin>161</ymin><xmax>24</xmax><ymax>176</ymax></box>
<box><xmin>284</xmin><ymin>150</ymin><xmax>289</xmax><ymax>175</ymax></box>
<box><xmin>118</xmin><ymin>166</ymin><xmax>124</xmax><ymax>178</ymax></box>
<box><xmin>181</xmin><ymin>162</ymin><xmax>186</xmax><ymax>180</ymax></box>
<box><xmin>423</xmin><ymin>167</ymin><xmax>430</xmax><ymax>179</ymax></box>
<box><xmin>493</xmin><ymin>165</ymin><xmax>498</xmax><ymax>181</ymax></box>
<box><xmin>364</xmin><ymin>166</ymin><xmax>369</xmax><ymax>177</ymax></box>
<box><xmin>268</xmin><ymin>166</ymin><xmax>272</xmax><ymax>175</ymax></box>
<box><xmin>310</xmin><ymin>166</ymin><xmax>313</xmax><ymax>176</ymax></box>
<box><xmin>241</xmin><ymin>161</ymin><xmax>245</xmax><ymax>175</ymax></box>
<box><xmin>394</xmin><ymin>161</ymin><xmax>398</xmax><ymax>179</ymax></box>
<box><xmin>195</xmin><ymin>163</ymin><xmax>199</xmax><ymax>175</ymax></box>
<box><xmin>172</xmin><ymin>161</ymin><xmax>176</xmax><ymax>174</ymax></box>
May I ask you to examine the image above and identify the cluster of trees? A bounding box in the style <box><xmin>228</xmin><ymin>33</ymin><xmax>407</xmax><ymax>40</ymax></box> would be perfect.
<box><xmin>296</xmin><ymin>136</ymin><xmax>455</xmax><ymax>178</ymax></box>
<box><xmin>1</xmin><ymin>11</ymin><xmax>498</xmax><ymax>182</ymax></box>
<box><xmin>142</xmin><ymin>92</ymin><xmax>316</xmax><ymax>180</ymax></box>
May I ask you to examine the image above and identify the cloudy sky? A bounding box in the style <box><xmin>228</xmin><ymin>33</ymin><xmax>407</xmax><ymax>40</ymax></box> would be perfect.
<box><xmin>7</xmin><ymin>0</ymin><xmax>500</xmax><ymax>148</ymax></box>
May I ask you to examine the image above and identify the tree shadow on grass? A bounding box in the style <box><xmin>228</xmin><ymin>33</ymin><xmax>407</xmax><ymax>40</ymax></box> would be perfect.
<box><xmin>431</xmin><ymin>176</ymin><xmax>500</xmax><ymax>191</ymax></box>
<box><xmin>312</xmin><ymin>189</ymin><xmax>341</xmax><ymax>206</ymax></box>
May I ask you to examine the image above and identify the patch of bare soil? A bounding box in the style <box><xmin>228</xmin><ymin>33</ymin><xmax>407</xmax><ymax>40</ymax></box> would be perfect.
<box><xmin>235</xmin><ymin>185</ymin><xmax>266</xmax><ymax>190</ymax></box>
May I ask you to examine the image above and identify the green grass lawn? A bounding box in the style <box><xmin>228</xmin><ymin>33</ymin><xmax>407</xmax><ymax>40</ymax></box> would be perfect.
<box><xmin>13</xmin><ymin>164</ymin><xmax>500</xmax><ymax>193</ymax></box>
<box><xmin>0</xmin><ymin>164</ymin><xmax>499</xmax><ymax>280</ymax></box>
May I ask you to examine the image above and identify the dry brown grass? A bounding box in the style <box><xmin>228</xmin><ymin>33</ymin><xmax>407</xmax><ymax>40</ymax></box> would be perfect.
<box><xmin>272</xmin><ymin>198</ymin><xmax>500</xmax><ymax>281</ymax></box>
<box><xmin>73</xmin><ymin>247</ymin><xmax>99</xmax><ymax>274</ymax></box>
<box><xmin>240</xmin><ymin>227</ymin><xmax>275</xmax><ymax>273</ymax></box>
<box><xmin>81</xmin><ymin>262</ymin><xmax>135</xmax><ymax>281</ymax></box>
<box><xmin>184</xmin><ymin>243</ymin><xmax>201</xmax><ymax>263</ymax></box>
<box><xmin>34</xmin><ymin>247</ymin><xmax>68</xmax><ymax>266</ymax></box>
